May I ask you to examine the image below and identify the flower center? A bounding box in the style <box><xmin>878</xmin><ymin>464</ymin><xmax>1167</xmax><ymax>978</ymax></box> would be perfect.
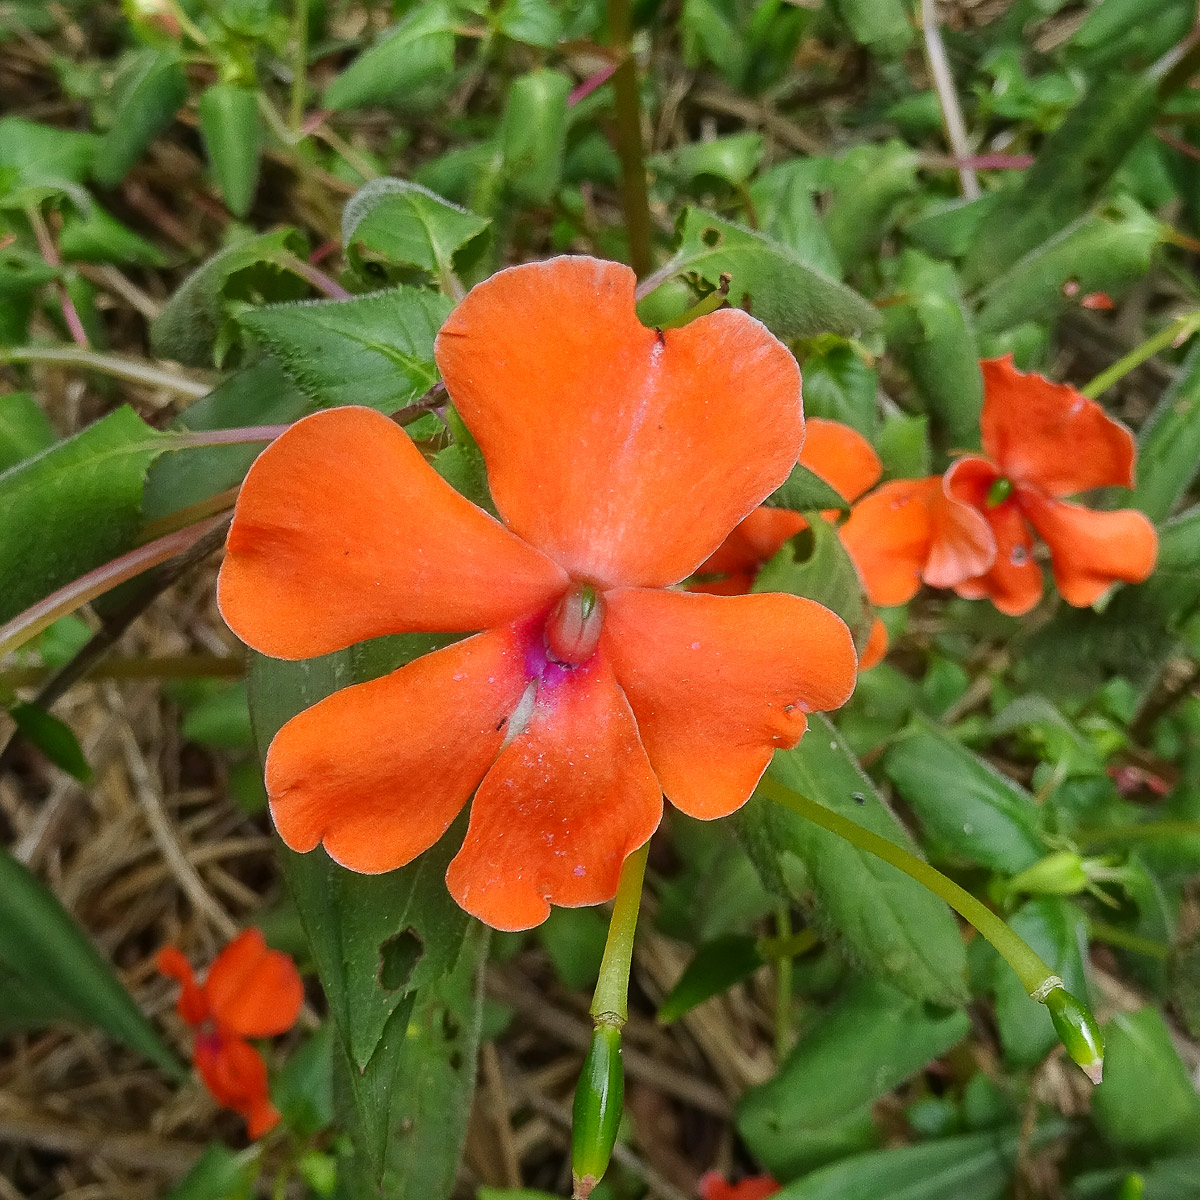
<box><xmin>986</xmin><ymin>476</ymin><xmax>1014</xmax><ymax>507</ymax></box>
<box><xmin>545</xmin><ymin>582</ymin><xmax>604</xmax><ymax>665</ymax></box>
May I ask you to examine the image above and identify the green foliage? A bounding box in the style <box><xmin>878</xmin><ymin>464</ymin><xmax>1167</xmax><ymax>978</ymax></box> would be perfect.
<box><xmin>94</xmin><ymin>48</ymin><xmax>187</xmax><ymax>187</ymax></box>
<box><xmin>0</xmin><ymin>391</ymin><xmax>55</xmax><ymax>470</ymax></box>
<box><xmin>198</xmin><ymin>83</ymin><xmax>261</xmax><ymax>218</ymax></box>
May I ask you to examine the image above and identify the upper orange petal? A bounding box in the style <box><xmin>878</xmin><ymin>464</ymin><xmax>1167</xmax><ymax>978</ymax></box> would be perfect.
<box><xmin>840</xmin><ymin>478</ymin><xmax>941</xmax><ymax>606</ymax></box>
<box><xmin>265</xmin><ymin>623</ymin><xmax>531</xmax><ymax>874</ymax></box>
<box><xmin>218</xmin><ymin>406</ymin><xmax>567</xmax><ymax>659</ymax></box>
<box><xmin>946</xmin><ymin>457</ymin><xmax>1042</xmax><ymax>615</ymax></box>
<box><xmin>602</xmin><ymin>589</ymin><xmax>857</xmax><ymax>820</ymax></box>
<box><xmin>156</xmin><ymin>946</ymin><xmax>209</xmax><ymax>1026</ymax></box>
<box><xmin>1019</xmin><ymin>489</ymin><xmax>1158</xmax><ymax>607</ymax></box>
<box><xmin>435</xmin><ymin>257</ymin><xmax>803</xmax><ymax>588</ymax></box>
<box><xmin>194</xmin><ymin>1034</ymin><xmax>279</xmax><ymax>1137</ymax></box>
<box><xmin>858</xmin><ymin>616</ymin><xmax>889</xmax><ymax>670</ymax></box>
<box><xmin>202</xmin><ymin>929</ymin><xmax>304</xmax><ymax>1040</ymax></box>
<box><xmin>799</xmin><ymin>417</ymin><xmax>882</xmax><ymax>505</ymax></box>
<box><xmin>924</xmin><ymin>469</ymin><xmax>999</xmax><ymax>589</ymax></box>
<box><xmin>445</xmin><ymin>646</ymin><xmax>662</xmax><ymax>931</ymax></box>
<box><xmin>980</xmin><ymin>356</ymin><xmax>1136</xmax><ymax>495</ymax></box>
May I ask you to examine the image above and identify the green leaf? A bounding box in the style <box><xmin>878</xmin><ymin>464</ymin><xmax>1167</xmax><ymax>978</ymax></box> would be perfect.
<box><xmin>539</xmin><ymin>906</ymin><xmax>608</xmax><ymax>991</ymax></box>
<box><xmin>274</xmin><ymin>1023</ymin><xmax>336</xmax><ymax>1138</ymax></box>
<box><xmin>740</xmin><ymin>715</ymin><xmax>969</xmax><ymax>1007</ymax></box>
<box><xmin>324</xmin><ymin>2</ymin><xmax>457</xmax><ymax>112</ymax></box>
<box><xmin>749</xmin><ymin>161</ymin><xmax>842</xmax><ymax>280</ymax></box>
<box><xmin>0</xmin><ymin>846</ymin><xmax>181</xmax><ymax>1074</ymax></box>
<box><xmin>889</xmin><ymin>250</ymin><xmax>983</xmax><ymax>450</ymax></box>
<box><xmin>197</xmin><ymin>83</ymin><xmax>261</xmax><ymax>219</ymax></box>
<box><xmin>58</xmin><ymin>203</ymin><xmax>167</xmax><ymax>267</ymax></box>
<box><xmin>883</xmin><ymin>721</ymin><xmax>1045</xmax><ymax>874</ymax></box>
<box><xmin>799</xmin><ymin>339</ymin><xmax>878</xmax><ymax>437</ymax></box>
<box><xmin>150</xmin><ymin>229</ymin><xmax>311</xmax><ymax>367</ymax></box>
<box><xmin>657</xmin><ymin>934</ymin><xmax>764</xmax><ymax>1022</ymax></box>
<box><xmin>343</xmin><ymin>178</ymin><xmax>491</xmax><ymax>286</ymax></box>
<box><xmin>877</xmin><ymin>412</ymin><xmax>931</xmax><ymax>479</ymax></box>
<box><xmin>764</xmin><ymin>462</ymin><xmax>850</xmax><ymax>515</ymax></box>
<box><xmin>1128</xmin><ymin>340</ymin><xmax>1200</xmax><ymax>522</ymax></box>
<box><xmin>736</xmin><ymin>977</ymin><xmax>969</xmax><ymax>1177</ymax></box>
<box><xmin>499</xmin><ymin>69</ymin><xmax>573</xmax><ymax>206</ymax></box>
<box><xmin>974</xmin><ymin>197</ymin><xmax>1161</xmax><ymax>335</ymax></box>
<box><xmin>163</xmin><ymin>1145</ymin><xmax>256</xmax><ymax>1200</ymax></box>
<box><xmin>825</xmin><ymin>141</ymin><xmax>919</xmax><ymax>274</ymax></box>
<box><xmin>8</xmin><ymin>700</ymin><xmax>92</xmax><ymax>781</ymax></box>
<box><xmin>180</xmin><ymin>682</ymin><xmax>253</xmax><ymax>751</ymax></box>
<box><xmin>238</xmin><ymin>288</ymin><xmax>451</xmax><ymax>412</ymax></box>
<box><xmin>660</xmin><ymin>207</ymin><xmax>882</xmax><ymax>342</ymax></box>
<box><xmin>0</xmin><ymin>116</ymin><xmax>96</xmax><ymax>208</ymax></box>
<box><xmin>0</xmin><ymin>391</ymin><xmax>55</xmax><ymax>471</ymax></box>
<box><xmin>961</xmin><ymin>68</ymin><xmax>1163</xmax><ymax>288</ymax></box>
<box><xmin>0</xmin><ymin>405</ymin><xmax>169</xmax><ymax>625</ymax></box>
<box><xmin>753</xmin><ymin>518</ymin><xmax>870</xmax><ymax>652</ymax></box>
<box><xmin>94</xmin><ymin>48</ymin><xmax>188</xmax><ymax>187</ymax></box>
<box><xmin>990</xmin><ymin>898</ymin><xmax>1090</xmax><ymax>1067</ymax></box>
<box><xmin>772</xmin><ymin>1125</ymin><xmax>1059</xmax><ymax>1200</ymax></box>
<box><xmin>656</xmin><ymin>132</ymin><xmax>765</xmax><ymax>188</ymax></box>
<box><xmin>830</xmin><ymin>0</ymin><xmax>913</xmax><ymax>57</ymax></box>
<box><xmin>496</xmin><ymin>0</ymin><xmax>563</xmax><ymax>47</ymax></box>
<box><xmin>1092</xmin><ymin>1008</ymin><xmax>1200</xmax><ymax>1156</ymax></box>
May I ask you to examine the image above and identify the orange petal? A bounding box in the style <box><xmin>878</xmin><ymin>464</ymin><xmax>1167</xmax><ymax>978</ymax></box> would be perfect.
<box><xmin>446</xmin><ymin>647</ymin><xmax>662</xmax><ymax>931</ymax></box>
<box><xmin>924</xmin><ymin>470</ymin><xmax>999</xmax><ymax>589</ymax></box>
<box><xmin>218</xmin><ymin>407</ymin><xmax>567</xmax><ymax>659</ymax></box>
<box><xmin>800</xmin><ymin>417</ymin><xmax>882</xmax><ymax>504</ymax></box>
<box><xmin>858</xmin><ymin>617</ymin><xmax>889</xmax><ymax>670</ymax></box>
<box><xmin>695</xmin><ymin>508</ymin><xmax>809</xmax><ymax>584</ymax></box>
<box><xmin>980</xmin><ymin>357</ymin><xmax>1136</xmax><ymax>495</ymax></box>
<box><xmin>266</xmin><ymin>623</ymin><xmax>531</xmax><ymax>874</ymax></box>
<box><xmin>435</xmin><ymin>257</ymin><xmax>803</xmax><ymax>588</ymax></box>
<box><xmin>602</xmin><ymin>589</ymin><xmax>857</xmax><ymax>820</ymax></box>
<box><xmin>946</xmin><ymin>458</ymin><xmax>1042</xmax><ymax>615</ymax></box>
<box><xmin>203</xmin><ymin>929</ymin><xmax>304</xmax><ymax>1040</ymax></box>
<box><xmin>156</xmin><ymin>946</ymin><xmax>209</xmax><ymax>1026</ymax></box>
<box><xmin>1019</xmin><ymin>489</ymin><xmax>1159</xmax><ymax>607</ymax></box>
<box><xmin>840</xmin><ymin>478</ymin><xmax>939</xmax><ymax>606</ymax></box>
<box><xmin>195</xmin><ymin>1034</ymin><xmax>279</xmax><ymax>1137</ymax></box>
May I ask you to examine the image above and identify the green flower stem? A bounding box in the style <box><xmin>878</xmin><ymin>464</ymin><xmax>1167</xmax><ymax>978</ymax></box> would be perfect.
<box><xmin>0</xmin><ymin>345</ymin><xmax>211</xmax><ymax>398</ymax></box>
<box><xmin>1081</xmin><ymin>311</ymin><xmax>1200</xmax><ymax>399</ymax></box>
<box><xmin>290</xmin><ymin>0</ymin><xmax>309</xmax><ymax>130</ymax></box>
<box><xmin>608</xmin><ymin>0</ymin><xmax>654</xmax><ymax>278</ymax></box>
<box><xmin>758</xmin><ymin>775</ymin><xmax>1055</xmax><ymax>994</ymax></box>
<box><xmin>0</xmin><ymin>653</ymin><xmax>243</xmax><ymax>691</ymax></box>
<box><xmin>773</xmin><ymin>906</ymin><xmax>794</xmax><ymax>1061</ymax></box>
<box><xmin>1088</xmin><ymin>921</ymin><xmax>1170</xmax><ymax>961</ymax></box>
<box><xmin>590</xmin><ymin>842</ymin><xmax>649</xmax><ymax>1024</ymax></box>
<box><xmin>1076</xmin><ymin>820</ymin><xmax>1200</xmax><ymax>846</ymax></box>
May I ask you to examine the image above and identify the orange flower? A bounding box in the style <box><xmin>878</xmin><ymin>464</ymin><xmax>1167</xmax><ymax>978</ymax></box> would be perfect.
<box><xmin>839</xmin><ymin>475</ymin><xmax>996</xmax><ymax>608</ymax></box>
<box><xmin>699</xmin><ymin>1173</ymin><xmax>780</xmax><ymax>1200</ymax></box>
<box><xmin>157</xmin><ymin>929</ymin><xmax>304</xmax><ymax>1138</ymax></box>
<box><xmin>944</xmin><ymin>357</ymin><xmax>1158</xmax><ymax>616</ymax></box>
<box><xmin>218</xmin><ymin>257</ymin><xmax>857</xmax><ymax>931</ymax></box>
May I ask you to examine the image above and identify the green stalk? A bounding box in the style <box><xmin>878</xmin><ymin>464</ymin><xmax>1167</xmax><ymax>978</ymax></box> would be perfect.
<box><xmin>590</xmin><ymin>842</ymin><xmax>649</xmax><ymax>1024</ymax></box>
<box><xmin>1081</xmin><ymin>311</ymin><xmax>1200</xmax><ymax>399</ymax></box>
<box><xmin>1076</xmin><ymin>820</ymin><xmax>1200</xmax><ymax>846</ymax></box>
<box><xmin>773</xmin><ymin>906</ymin><xmax>794</xmax><ymax>1061</ymax></box>
<box><xmin>760</xmin><ymin>774</ymin><xmax>1105</xmax><ymax>1081</ymax></box>
<box><xmin>290</xmin><ymin>0</ymin><xmax>309</xmax><ymax>130</ymax></box>
<box><xmin>607</xmin><ymin>0</ymin><xmax>653</xmax><ymax>278</ymax></box>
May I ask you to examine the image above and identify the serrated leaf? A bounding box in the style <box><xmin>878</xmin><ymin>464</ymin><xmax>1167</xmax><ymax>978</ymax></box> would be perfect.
<box><xmin>656</xmin><ymin>207</ymin><xmax>881</xmax><ymax>342</ymax></box>
<box><xmin>0</xmin><ymin>846</ymin><xmax>181</xmax><ymax>1073</ymax></box>
<box><xmin>343</xmin><ymin>178</ymin><xmax>491</xmax><ymax>284</ymax></box>
<box><xmin>238</xmin><ymin>288</ymin><xmax>450</xmax><ymax>412</ymax></box>
<box><xmin>0</xmin><ymin>405</ymin><xmax>169</xmax><ymax>625</ymax></box>
<box><xmin>736</xmin><ymin>977</ymin><xmax>969</xmax><ymax>1177</ymax></box>
<box><xmin>324</xmin><ymin>2</ymin><xmax>457</xmax><ymax>112</ymax></box>
<box><xmin>740</xmin><ymin>715</ymin><xmax>969</xmax><ymax>1007</ymax></box>
<box><xmin>150</xmin><ymin>229</ymin><xmax>311</xmax><ymax>367</ymax></box>
<box><xmin>883</xmin><ymin>721</ymin><xmax>1045</xmax><ymax>874</ymax></box>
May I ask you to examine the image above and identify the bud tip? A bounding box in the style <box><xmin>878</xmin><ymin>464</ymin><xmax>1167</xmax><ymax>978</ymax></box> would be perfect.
<box><xmin>573</xmin><ymin>1174</ymin><xmax>597</xmax><ymax>1200</ymax></box>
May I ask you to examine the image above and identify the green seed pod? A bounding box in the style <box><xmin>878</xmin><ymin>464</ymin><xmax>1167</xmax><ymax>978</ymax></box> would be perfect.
<box><xmin>1043</xmin><ymin>985</ymin><xmax>1105</xmax><ymax>1084</ymax></box>
<box><xmin>1005</xmin><ymin>850</ymin><xmax>1089</xmax><ymax>897</ymax></box>
<box><xmin>571</xmin><ymin>1023</ymin><xmax>624</xmax><ymax>1199</ymax></box>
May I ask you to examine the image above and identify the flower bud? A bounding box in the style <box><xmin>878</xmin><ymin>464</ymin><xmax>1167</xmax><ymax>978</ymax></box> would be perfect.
<box><xmin>1043</xmin><ymin>985</ymin><xmax>1104</xmax><ymax>1084</ymax></box>
<box><xmin>547</xmin><ymin>583</ymin><xmax>604</xmax><ymax>665</ymax></box>
<box><xmin>1006</xmin><ymin>851</ymin><xmax>1090</xmax><ymax>898</ymax></box>
<box><xmin>986</xmin><ymin>477</ymin><xmax>1013</xmax><ymax>507</ymax></box>
<box><xmin>571</xmin><ymin>1023</ymin><xmax>624</xmax><ymax>1199</ymax></box>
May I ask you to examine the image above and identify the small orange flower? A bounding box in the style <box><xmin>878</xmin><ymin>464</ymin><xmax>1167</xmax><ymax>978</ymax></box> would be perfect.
<box><xmin>839</xmin><ymin>475</ymin><xmax>996</xmax><ymax>608</ymax></box>
<box><xmin>699</xmin><ymin>1173</ymin><xmax>780</xmax><ymax>1200</ymax></box>
<box><xmin>218</xmin><ymin>258</ymin><xmax>857</xmax><ymax>931</ymax></box>
<box><xmin>945</xmin><ymin>357</ymin><xmax>1158</xmax><ymax>616</ymax></box>
<box><xmin>157</xmin><ymin>929</ymin><xmax>304</xmax><ymax>1138</ymax></box>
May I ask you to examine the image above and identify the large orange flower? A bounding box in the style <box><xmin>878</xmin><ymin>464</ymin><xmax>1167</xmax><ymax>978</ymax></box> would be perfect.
<box><xmin>157</xmin><ymin>929</ymin><xmax>304</xmax><ymax>1138</ymax></box>
<box><xmin>218</xmin><ymin>257</ymin><xmax>857</xmax><ymax>931</ymax></box>
<box><xmin>945</xmin><ymin>357</ymin><xmax>1158</xmax><ymax>616</ymax></box>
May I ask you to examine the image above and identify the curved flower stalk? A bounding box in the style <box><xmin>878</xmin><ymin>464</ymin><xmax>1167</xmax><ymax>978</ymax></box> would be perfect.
<box><xmin>946</xmin><ymin>356</ymin><xmax>1158</xmax><ymax>615</ymax></box>
<box><xmin>157</xmin><ymin>929</ymin><xmax>304</xmax><ymax>1138</ymax></box>
<box><xmin>218</xmin><ymin>256</ymin><xmax>858</xmax><ymax>931</ymax></box>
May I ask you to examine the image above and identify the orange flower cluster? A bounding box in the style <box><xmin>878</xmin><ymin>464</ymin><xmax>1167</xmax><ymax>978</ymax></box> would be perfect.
<box><xmin>158</xmin><ymin>929</ymin><xmax>303</xmax><ymax>1138</ymax></box>
<box><xmin>220</xmin><ymin>257</ymin><xmax>857</xmax><ymax>931</ymax></box>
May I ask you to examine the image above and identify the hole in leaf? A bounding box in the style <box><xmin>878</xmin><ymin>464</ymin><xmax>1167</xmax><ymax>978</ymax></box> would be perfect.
<box><xmin>379</xmin><ymin>928</ymin><xmax>423</xmax><ymax>992</ymax></box>
<box><xmin>701</xmin><ymin>225</ymin><xmax>722</xmax><ymax>247</ymax></box>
